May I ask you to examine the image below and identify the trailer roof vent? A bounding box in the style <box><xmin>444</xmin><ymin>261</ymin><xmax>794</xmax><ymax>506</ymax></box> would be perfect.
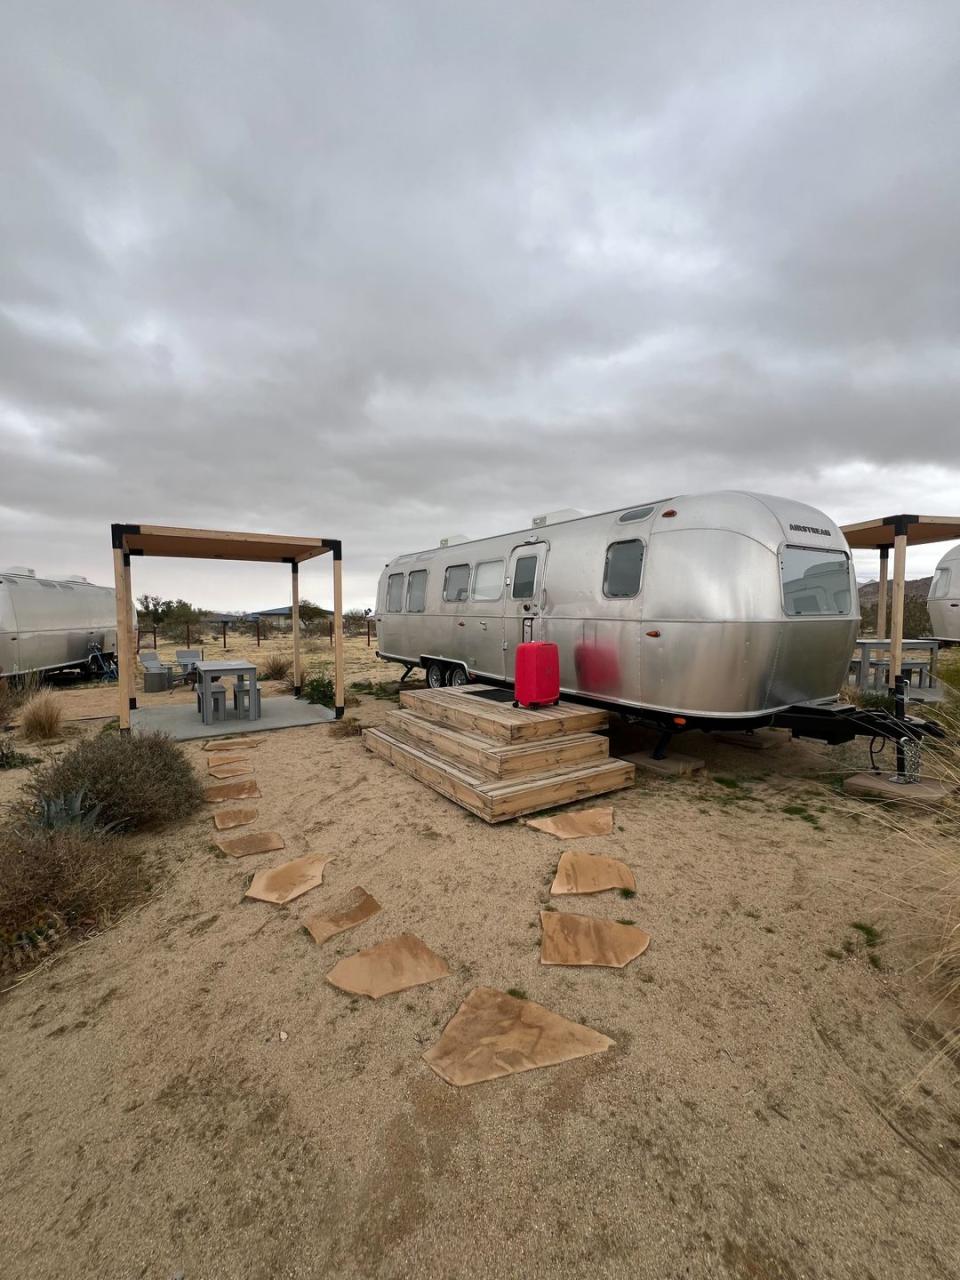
<box><xmin>2</xmin><ymin>566</ymin><xmax>35</xmax><ymax>577</ymax></box>
<box><xmin>618</xmin><ymin>505</ymin><xmax>656</xmax><ymax>523</ymax></box>
<box><xmin>531</xmin><ymin>508</ymin><xmax>583</xmax><ymax>528</ymax></box>
<box><xmin>439</xmin><ymin>534</ymin><xmax>469</xmax><ymax>547</ymax></box>
<box><xmin>64</xmin><ymin>574</ymin><xmax>89</xmax><ymax>583</ymax></box>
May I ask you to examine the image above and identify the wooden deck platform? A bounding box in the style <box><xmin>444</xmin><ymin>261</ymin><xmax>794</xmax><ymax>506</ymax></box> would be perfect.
<box><xmin>364</xmin><ymin>685</ymin><xmax>634</xmax><ymax>823</ymax></box>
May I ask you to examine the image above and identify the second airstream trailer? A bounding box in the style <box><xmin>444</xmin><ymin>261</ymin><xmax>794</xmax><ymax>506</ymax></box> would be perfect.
<box><xmin>375</xmin><ymin>491</ymin><xmax>860</xmax><ymax>734</ymax></box>
<box><xmin>928</xmin><ymin>544</ymin><xmax>960</xmax><ymax>641</ymax></box>
<box><xmin>0</xmin><ymin>568</ymin><xmax>118</xmax><ymax>678</ymax></box>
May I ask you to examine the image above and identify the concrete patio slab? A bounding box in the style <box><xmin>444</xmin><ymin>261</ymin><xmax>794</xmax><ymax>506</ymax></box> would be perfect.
<box><xmin>131</xmin><ymin>695</ymin><xmax>335</xmax><ymax>742</ymax></box>
<box><xmin>620</xmin><ymin>750</ymin><xmax>704</xmax><ymax>775</ymax></box>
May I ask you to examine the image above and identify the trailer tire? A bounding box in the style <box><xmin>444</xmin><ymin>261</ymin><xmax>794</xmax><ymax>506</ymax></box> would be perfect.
<box><xmin>449</xmin><ymin>666</ymin><xmax>469</xmax><ymax>686</ymax></box>
<box><xmin>425</xmin><ymin>661</ymin><xmax>447</xmax><ymax>689</ymax></box>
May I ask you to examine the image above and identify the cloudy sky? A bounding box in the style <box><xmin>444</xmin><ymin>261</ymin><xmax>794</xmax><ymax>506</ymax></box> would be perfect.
<box><xmin>1</xmin><ymin>0</ymin><xmax>957</xmax><ymax>610</ymax></box>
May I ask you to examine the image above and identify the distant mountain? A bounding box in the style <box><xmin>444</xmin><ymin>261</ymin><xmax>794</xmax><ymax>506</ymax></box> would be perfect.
<box><xmin>858</xmin><ymin>577</ymin><xmax>931</xmax><ymax>605</ymax></box>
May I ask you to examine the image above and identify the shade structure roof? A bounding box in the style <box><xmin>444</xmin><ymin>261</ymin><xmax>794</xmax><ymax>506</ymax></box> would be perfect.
<box><xmin>112</xmin><ymin>523</ymin><xmax>337</xmax><ymax>563</ymax></box>
<box><xmin>841</xmin><ymin>514</ymin><xmax>960</xmax><ymax>550</ymax></box>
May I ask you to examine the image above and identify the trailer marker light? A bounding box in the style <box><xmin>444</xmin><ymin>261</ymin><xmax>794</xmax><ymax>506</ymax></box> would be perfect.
<box><xmin>662</xmin><ymin>509</ymin><xmax>678</xmax><ymax>518</ymax></box>
<box><xmin>645</xmin><ymin>630</ymin><xmax>661</xmax><ymax>637</ymax></box>
<box><xmin>672</xmin><ymin>716</ymin><xmax>686</xmax><ymax>725</ymax></box>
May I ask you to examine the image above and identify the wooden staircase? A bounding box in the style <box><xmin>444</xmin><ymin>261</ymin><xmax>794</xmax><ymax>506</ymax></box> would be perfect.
<box><xmin>362</xmin><ymin>685</ymin><xmax>635</xmax><ymax>823</ymax></box>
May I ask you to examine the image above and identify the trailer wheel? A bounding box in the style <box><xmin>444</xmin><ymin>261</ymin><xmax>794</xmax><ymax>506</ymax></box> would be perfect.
<box><xmin>449</xmin><ymin>666</ymin><xmax>469</xmax><ymax>686</ymax></box>
<box><xmin>425</xmin><ymin>661</ymin><xmax>447</xmax><ymax>689</ymax></box>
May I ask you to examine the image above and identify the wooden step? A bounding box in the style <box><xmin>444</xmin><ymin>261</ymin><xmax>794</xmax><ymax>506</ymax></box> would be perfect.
<box><xmin>385</xmin><ymin>708</ymin><xmax>608</xmax><ymax>778</ymax></box>
<box><xmin>398</xmin><ymin>685</ymin><xmax>608</xmax><ymax>744</ymax></box>
<box><xmin>362</xmin><ymin>726</ymin><xmax>634</xmax><ymax>823</ymax></box>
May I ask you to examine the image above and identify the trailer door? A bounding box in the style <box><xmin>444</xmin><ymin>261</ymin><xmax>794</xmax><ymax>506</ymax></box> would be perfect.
<box><xmin>502</xmin><ymin>542</ymin><xmax>547</xmax><ymax>680</ymax></box>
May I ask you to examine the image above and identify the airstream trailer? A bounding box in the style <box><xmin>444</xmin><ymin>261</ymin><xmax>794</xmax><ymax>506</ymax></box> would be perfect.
<box><xmin>928</xmin><ymin>544</ymin><xmax>960</xmax><ymax>641</ymax></box>
<box><xmin>375</xmin><ymin>491</ymin><xmax>871</xmax><ymax>740</ymax></box>
<box><xmin>0</xmin><ymin>567</ymin><xmax>118</xmax><ymax>678</ymax></box>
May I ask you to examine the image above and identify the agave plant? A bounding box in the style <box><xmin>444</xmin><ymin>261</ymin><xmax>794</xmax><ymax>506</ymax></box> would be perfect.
<box><xmin>28</xmin><ymin>789</ymin><xmax>120</xmax><ymax>835</ymax></box>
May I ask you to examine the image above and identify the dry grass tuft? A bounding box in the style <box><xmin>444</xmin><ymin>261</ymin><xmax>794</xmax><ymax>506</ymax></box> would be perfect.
<box><xmin>0</xmin><ymin>824</ymin><xmax>148</xmax><ymax>975</ymax></box>
<box><xmin>328</xmin><ymin>718</ymin><xmax>364</xmax><ymax>739</ymax></box>
<box><xmin>260</xmin><ymin>653</ymin><xmax>292</xmax><ymax>682</ymax></box>
<box><xmin>19</xmin><ymin>690</ymin><xmax>63</xmax><ymax>742</ymax></box>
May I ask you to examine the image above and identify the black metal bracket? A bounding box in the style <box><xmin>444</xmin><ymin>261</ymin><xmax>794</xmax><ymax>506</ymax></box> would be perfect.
<box><xmin>881</xmin><ymin>514</ymin><xmax>919</xmax><ymax>538</ymax></box>
<box><xmin>328</xmin><ymin>539</ymin><xmax>343</xmax><ymax>561</ymax></box>
<box><xmin>111</xmin><ymin>522</ymin><xmax>141</xmax><ymax>549</ymax></box>
<box><xmin>335</xmin><ymin>704</ymin><xmax>345</xmax><ymax>719</ymax></box>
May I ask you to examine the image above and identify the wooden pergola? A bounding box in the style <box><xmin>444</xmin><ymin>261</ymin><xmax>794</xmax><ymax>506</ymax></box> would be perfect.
<box><xmin>841</xmin><ymin>513</ymin><xmax>960</xmax><ymax>682</ymax></box>
<box><xmin>110</xmin><ymin>523</ymin><xmax>344</xmax><ymax>731</ymax></box>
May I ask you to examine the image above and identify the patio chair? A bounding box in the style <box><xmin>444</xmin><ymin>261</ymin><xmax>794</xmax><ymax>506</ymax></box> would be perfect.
<box><xmin>140</xmin><ymin>650</ymin><xmax>189</xmax><ymax>689</ymax></box>
<box><xmin>175</xmin><ymin>649</ymin><xmax>203</xmax><ymax>670</ymax></box>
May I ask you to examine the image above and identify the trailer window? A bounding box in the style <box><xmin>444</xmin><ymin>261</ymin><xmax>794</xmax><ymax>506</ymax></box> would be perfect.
<box><xmin>386</xmin><ymin>573</ymin><xmax>404</xmax><ymax>612</ymax></box>
<box><xmin>511</xmin><ymin>555</ymin><xmax>538</xmax><ymax>600</ymax></box>
<box><xmin>406</xmin><ymin>570</ymin><xmax>427</xmax><ymax>613</ymax></box>
<box><xmin>443</xmin><ymin>564</ymin><xmax>471</xmax><ymax>603</ymax></box>
<box><xmin>780</xmin><ymin>547</ymin><xmax>851</xmax><ymax>616</ymax></box>
<box><xmin>603</xmin><ymin>540</ymin><xmax>644</xmax><ymax>598</ymax></box>
<box><xmin>472</xmin><ymin>560</ymin><xmax>504</xmax><ymax>601</ymax></box>
<box><xmin>931</xmin><ymin>567</ymin><xmax>952</xmax><ymax>599</ymax></box>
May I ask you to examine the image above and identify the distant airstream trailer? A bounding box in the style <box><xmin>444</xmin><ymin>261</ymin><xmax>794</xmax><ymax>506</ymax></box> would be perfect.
<box><xmin>375</xmin><ymin>491</ymin><xmax>861</xmax><ymax>732</ymax></box>
<box><xmin>0</xmin><ymin>568</ymin><xmax>119</xmax><ymax>678</ymax></box>
<box><xmin>928</xmin><ymin>544</ymin><xmax>960</xmax><ymax>640</ymax></box>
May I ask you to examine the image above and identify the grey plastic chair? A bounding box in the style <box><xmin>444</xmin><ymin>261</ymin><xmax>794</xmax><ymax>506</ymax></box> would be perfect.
<box><xmin>176</xmin><ymin>649</ymin><xmax>203</xmax><ymax>670</ymax></box>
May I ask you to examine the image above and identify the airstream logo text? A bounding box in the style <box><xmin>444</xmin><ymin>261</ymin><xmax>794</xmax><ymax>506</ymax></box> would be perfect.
<box><xmin>789</xmin><ymin>523</ymin><xmax>831</xmax><ymax>537</ymax></box>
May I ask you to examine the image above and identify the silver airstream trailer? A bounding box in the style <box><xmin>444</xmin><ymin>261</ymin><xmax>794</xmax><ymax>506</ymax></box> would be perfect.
<box><xmin>928</xmin><ymin>544</ymin><xmax>960</xmax><ymax>641</ymax></box>
<box><xmin>0</xmin><ymin>567</ymin><xmax>118</xmax><ymax>678</ymax></box>
<box><xmin>375</xmin><ymin>492</ymin><xmax>862</xmax><ymax>737</ymax></box>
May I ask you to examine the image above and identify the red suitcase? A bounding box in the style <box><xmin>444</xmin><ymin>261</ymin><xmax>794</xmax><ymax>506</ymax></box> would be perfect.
<box><xmin>514</xmin><ymin>641</ymin><xmax>560</xmax><ymax>709</ymax></box>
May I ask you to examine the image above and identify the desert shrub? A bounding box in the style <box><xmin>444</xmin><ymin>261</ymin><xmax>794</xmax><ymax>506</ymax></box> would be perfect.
<box><xmin>0</xmin><ymin>736</ymin><xmax>37</xmax><ymax>770</ymax></box>
<box><xmin>19</xmin><ymin>731</ymin><xmax>202</xmax><ymax>833</ymax></box>
<box><xmin>19</xmin><ymin>690</ymin><xmax>63</xmax><ymax>742</ymax></box>
<box><xmin>302</xmin><ymin>668</ymin><xmax>336</xmax><ymax>706</ymax></box>
<box><xmin>260</xmin><ymin>653</ymin><xmax>292</xmax><ymax>682</ymax></box>
<box><xmin>0</xmin><ymin>823</ymin><xmax>147</xmax><ymax>972</ymax></box>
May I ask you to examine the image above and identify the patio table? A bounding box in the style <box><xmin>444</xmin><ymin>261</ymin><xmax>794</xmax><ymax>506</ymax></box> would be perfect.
<box><xmin>849</xmin><ymin>639</ymin><xmax>939</xmax><ymax>690</ymax></box>
<box><xmin>195</xmin><ymin>659</ymin><xmax>259</xmax><ymax>725</ymax></box>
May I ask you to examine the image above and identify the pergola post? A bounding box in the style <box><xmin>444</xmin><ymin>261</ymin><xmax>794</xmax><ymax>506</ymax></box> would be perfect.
<box><xmin>291</xmin><ymin>562</ymin><xmax>302</xmax><ymax>697</ymax></box>
<box><xmin>222</xmin><ymin>619</ymin><xmax>227</xmax><ymax>650</ymax></box>
<box><xmin>876</xmin><ymin>546</ymin><xmax>889</xmax><ymax>638</ymax></box>
<box><xmin>889</xmin><ymin>528</ymin><xmax>908</xmax><ymax>685</ymax></box>
<box><xmin>111</xmin><ymin>538</ymin><xmax>135</xmax><ymax>732</ymax></box>
<box><xmin>332</xmin><ymin>545</ymin><xmax>345</xmax><ymax>717</ymax></box>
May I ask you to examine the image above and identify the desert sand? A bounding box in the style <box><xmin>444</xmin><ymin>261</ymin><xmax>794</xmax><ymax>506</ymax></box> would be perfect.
<box><xmin>0</xmin><ymin>660</ymin><xmax>958</xmax><ymax>1279</ymax></box>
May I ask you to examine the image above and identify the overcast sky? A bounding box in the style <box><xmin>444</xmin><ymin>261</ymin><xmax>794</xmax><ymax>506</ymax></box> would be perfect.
<box><xmin>1</xmin><ymin>0</ymin><xmax>957</xmax><ymax>610</ymax></box>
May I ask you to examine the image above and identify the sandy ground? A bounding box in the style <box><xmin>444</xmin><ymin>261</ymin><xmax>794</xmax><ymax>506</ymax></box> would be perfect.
<box><xmin>1</xmin><ymin>672</ymin><xmax>959</xmax><ymax>1279</ymax></box>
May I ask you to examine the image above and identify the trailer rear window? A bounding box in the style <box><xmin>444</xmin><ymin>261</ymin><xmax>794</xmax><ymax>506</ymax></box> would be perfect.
<box><xmin>443</xmin><ymin>564</ymin><xmax>471</xmax><ymax>603</ymax></box>
<box><xmin>603</xmin><ymin>539</ymin><xmax>644</xmax><ymax>598</ymax></box>
<box><xmin>386</xmin><ymin>573</ymin><xmax>404</xmax><ymax>612</ymax></box>
<box><xmin>780</xmin><ymin>547</ymin><xmax>851</xmax><ymax>616</ymax></box>
<box><xmin>405</xmin><ymin>570</ymin><xmax>427</xmax><ymax>613</ymax></box>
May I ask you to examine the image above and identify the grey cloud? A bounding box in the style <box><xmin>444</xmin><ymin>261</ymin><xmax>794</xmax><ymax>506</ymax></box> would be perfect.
<box><xmin>1</xmin><ymin>0</ymin><xmax>958</xmax><ymax>604</ymax></box>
